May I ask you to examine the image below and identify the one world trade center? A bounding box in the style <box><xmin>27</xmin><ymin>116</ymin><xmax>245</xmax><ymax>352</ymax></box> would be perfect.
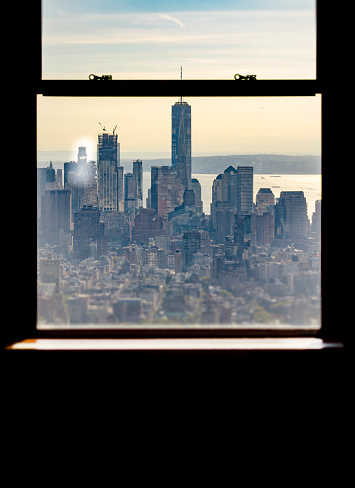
<box><xmin>172</xmin><ymin>98</ymin><xmax>191</xmax><ymax>190</ymax></box>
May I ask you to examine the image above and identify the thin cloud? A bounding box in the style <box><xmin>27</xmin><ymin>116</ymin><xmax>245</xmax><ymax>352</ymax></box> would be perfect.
<box><xmin>159</xmin><ymin>13</ymin><xmax>185</xmax><ymax>28</ymax></box>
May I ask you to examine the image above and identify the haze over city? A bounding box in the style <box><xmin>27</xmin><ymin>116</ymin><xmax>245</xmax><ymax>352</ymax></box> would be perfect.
<box><xmin>37</xmin><ymin>95</ymin><xmax>321</xmax><ymax>328</ymax></box>
<box><xmin>37</xmin><ymin>96</ymin><xmax>321</xmax><ymax>159</ymax></box>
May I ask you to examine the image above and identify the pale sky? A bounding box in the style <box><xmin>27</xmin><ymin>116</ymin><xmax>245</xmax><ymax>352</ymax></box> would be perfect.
<box><xmin>42</xmin><ymin>0</ymin><xmax>316</xmax><ymax>80</ymax></box>
<box><xmin>37</xmin><ymin>95</ymin><xmax>321</xmax><ymax>159</ymax></box>
<box><xmin>39</xmin><ymin>1</ymin><xmax>319</xmax><ymax>158</ymax></box>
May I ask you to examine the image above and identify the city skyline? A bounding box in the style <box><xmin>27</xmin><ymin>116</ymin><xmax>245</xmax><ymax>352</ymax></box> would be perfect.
<box><xmin>37</xmin><ymin>96</ymin><xmax>322</xmax><ymax>159</ymax></box>
<box><xmin>37</xmin><ymin>94</ymin><xmax>321</xmax><ymax>328</ymax></box>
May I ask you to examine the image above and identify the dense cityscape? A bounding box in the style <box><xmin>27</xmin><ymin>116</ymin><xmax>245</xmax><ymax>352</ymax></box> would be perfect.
<box><xmin>37</xmin><ymin>98</ymin><xmax>321</xmax><ymax>327</ymax></box>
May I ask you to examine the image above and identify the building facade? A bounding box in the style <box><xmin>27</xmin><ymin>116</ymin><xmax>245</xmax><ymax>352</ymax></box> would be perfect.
<box><xmin>236</xmin><ymin>166</ymin><xmax>253</xmax><ymax>214</ymax></box>
<box><xmin>151</xmin><ymin>166</ymin><xmax>183</xmax><ymax>218</ymax></box>
<box><xmin>172</xmin><ymin>100</ymin><xmax>191</xmax><ymax>190</ymax></box>
<box><xmin>124</xmin><ymin>172</ymin><xmax>136</xmax><ymax>217</ymax></box>
<box><xmin>182</xmin><ymin>230</ymin><xmax>201</xmax><ymax>270</ymax></box>
<box><xmin>133</xmin><ymin>159</ymin><xmax>143</xmax><ymax>209</ymax></box>
<box><xmin>256</xmin><ymin>188</ymin><xmax>275</xmax><ymax>214</ymax></box>
<box><xmin>275</xmin><ymin>191</ymin><xmax>308</xmax><ymax>239</ymax></box>
<box><xmin>191</xmin><ymin>178</ymin><xmax>203</xmax><ymax>213</ymax></box>
<box><xmin>73</xmin><ymin>205</ymin><xmax>107</xmax><ymax>260</ymax></box>
<box><xmin>97</xmin><ymin>132</ymin><xmax>121</xmax><ymax>212</ymax></box>
<box><xmin>41</xmin><ymin>189</ymin><xmax>72</xmax><ymax>244</ymax></box>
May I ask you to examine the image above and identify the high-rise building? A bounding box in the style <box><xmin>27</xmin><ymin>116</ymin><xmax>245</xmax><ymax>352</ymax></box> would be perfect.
<box><xmin>275</xmin><ymin>191</ymin><xmax>308</xmax><ymax>239</ymax></box>
<box><xmin>117</xmin><ymin>166</ymin><xmax>124</xmax><ymax>212</ymax></box>
<box><xmin>124</xmin><ymin>172</ymin><xmax>136</xmax><ymax>217</ymax></box>
<box><xmin>133</xmin><ymin>159</ymin><xmax>143</xmax><ymax>209</ymax></box>
<box><xmin>151</xmin><ymin>166</ymin><xmax>183</xmax><ymax>217</ymax></box>
<box><xmin>175</xmin><ymin>249</ymin><xmax>182</xmax><ymax>273</ymax></box>
<box><xmin>311</xmin><ymin>199</ymin><xmax>321</xmax><ymax>241</ymax></box>
<box><xmin>97</xmin><ymin>132</ymin><xmax>120</xmax><ymax>166</ymax></box>
<box><xmin>234</xmin><ymin>213</ymin><xmax>252</xmax><ymax>260</ymax></box>
<box><xmin>46</xmin><ymin>161</ymin><xmax>55</xmax><ymax>184</ymax></box>
<box><xmin>83</xmin><ymin>161</ymin><xmax>98</xmax><ymax>207</ymax></box>
<box><xmin>73</xmin><ymin>205</ymin><xmax>106</xmax><ymax>260</ymax></box>
<box><xmin>132</xmin><ymin>208</ymin><xmax>164</xmax><ymax>245</ymax></box>
<box><xmin>212</xmin><ymin>174</ymin><xmax>223</xmax><ymax>205</ymax></box>
<box><xmin>256</xmin><ymin>188</ymin><xmax>275</xmax><ymax>214</ymax></box>
<box><xmin>64</xmin><ymin>161</ymin><xmax>81</xmax><ymax>217</ymax></box>
<box><xmin>222</xmin><ymin>166</ymin><xmax>238</xmax><ymax>210</ymax></box>
<box><xmin>77</xmin><ymin>146</ymin><xmax>87</xmax><ymax>207</ymax></box>
<box><xmin>78</xmin><ymin>146</ymin><xmax>87</xmax><ymax>165</ymax></box>
<box><xmin>182</xmin><ymin>230</ymin><xmax>201</xmax><ymax>270</ymax></box>
<box><xmin>41</xmin><ymin>189</ymin><xmax>72</xmax><ymax>244</ymax></box>
<box><xmin>63</xmin><ymin>148</ymin><xmax>95</xmax><ymax>215</ymax></box>
<box><xmin>236</xmin><ymin>166</ymin><xmax>253</xmax><ymax>214</ymax></box>
<box><xmin>191</xmin><ymin>178</ymin><xmax>203</xmax><ymax>213</ymax></box>
<box><xmin>251</xmin><ymin>212</ymin><xmax>275</xmax><ymax>246</ymax></box>
<box><xmin>97</xmin><ymin>131</ymin><xmax>121</xmax><ymax>212</ymax></box>
<box><xmin>211</xmin><ymin>166</ymin><xmax>253</xmax><ymax>241</ymax></box>
<box><xmin>40</xmin><ymin>255</ymin><xmax>60</xmax><ymax>283</ymax></box>
<box><xmin>215</xmin><ymin>207</ymin><xmax>234</xmax><ymax>244</ymax></box>
<box><xmin>172</xmin><ymin>99</ymin><xmax>191</xmax><ymax>190</ymax></box>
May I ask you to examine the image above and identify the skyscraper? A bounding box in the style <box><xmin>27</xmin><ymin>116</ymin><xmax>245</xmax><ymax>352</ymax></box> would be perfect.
<box><xmin>64</xmin><ymin>161</ymin><xmax>81</xmax><ymax>218</ymax></box>
<box><xmin>41</xmin><ymin>189</ymin><xmax>72</xmax><ymax>244</ymax></box>
<box><xmin>78</xmin><ymin>146</ymin><xmax>87</xmax><ymax>165</ymax></box>
<box><xmin>172</xmin><ymin>99</ymin><xmax>191</xmax><ymax>190</ymax></box>
<box><xmin>275</xmin><ymin>191</ymin><xmax>308</xmax><ymax>239</ymax></box>
<box><xmin>73</xmin><ymin>205</ymin><xmax>106</xmax><ymax>260</ymax></box>
<box><xmin>133</xmin><ymin>159</ymin><xmax>143</xmax><ymax>209</ymax></box>
<box><xmin>97</xmin><ymin>131</ymin><xmax>121</xmax><ymax>212</ymax></box>
<box><xmin>83</xmin><ymin>161</ymin><xmax>98</xmax><ymax>207</ymax></box>
<box><xmin>132</xmin><ymin>208</ymin><xmax>164</xmax><ymax>245</ymax></box>
<box><xmin>124</xmin><ymin>172</ymin><xmax>136</xmax><ymax>217</ymax></box>
<box><xmin>236</xmin><ymin>166</ymin><xmax>253</xmax><ymax>214</ymax></box>
<box><xmin>191</xmin><ymin>178</ymin><xmax>203</xmax><ymax>213</ymax></box>
<box><xmin>256</xmin><ymin>188</ymin><xmax>275</xmax><ymax>214</ymax></box>
<box><xmin>311</xmin><ymin>199</ymin><xmax>321</xmax><ymax>241</ymax></box>
<box><xmin>222</xmin><ymin>166</ymin><xmax>238</xmax><ymax>210</ymax></box>
<box><xmin>182</xmin><ymin>230</ymin><xmax>201</xmax><ymax>270</ymax></box>
<box><xmin>151</xmin><ymin>166</ymin><xmax>183</xmax><ymax>217</ymax></box>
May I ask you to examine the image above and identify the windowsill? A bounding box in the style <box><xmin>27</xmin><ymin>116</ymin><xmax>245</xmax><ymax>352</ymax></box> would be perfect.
<box><xmin>6</xmin><ymin>337</ymin><xmax>343</xmax><ymax>352</ymax></box>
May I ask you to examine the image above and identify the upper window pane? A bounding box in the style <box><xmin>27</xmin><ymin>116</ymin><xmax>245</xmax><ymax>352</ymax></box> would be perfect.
<box><xmin>42</xmin><ymin>0</ymin><xmax>316</xmax><ymax>80</ymax></box>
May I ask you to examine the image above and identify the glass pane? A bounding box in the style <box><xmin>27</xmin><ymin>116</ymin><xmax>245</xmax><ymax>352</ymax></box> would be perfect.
<box><xmin>37</xmin><ymin>95</ymin><xmax>321</xmax><ymax>329</ymax></box>
<box><xmin>42</xmin><ymin>0</ymin><xmax>316</xmax><ymax>80</ymax></box>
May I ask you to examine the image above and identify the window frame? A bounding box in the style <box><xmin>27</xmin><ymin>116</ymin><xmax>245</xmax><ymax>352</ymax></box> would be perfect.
<box><xmin>7</xmin><ymin>1</ymin><xmax>343</xmax><ymax>348</ymax></box>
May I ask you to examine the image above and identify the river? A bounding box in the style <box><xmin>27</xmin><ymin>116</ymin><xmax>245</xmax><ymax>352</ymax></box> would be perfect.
<box><xmin>142</xmin><ymin>173</ymin><xmax>321</xmax><ymax>219</ymax></box>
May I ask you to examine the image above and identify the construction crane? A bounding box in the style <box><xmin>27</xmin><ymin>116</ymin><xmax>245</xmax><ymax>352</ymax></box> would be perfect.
<box><xmin>99</xmin><ymin>122</ymin><xmax>106</xmax><ymax>131</ymax></box>
<box><xmin>113</xmin><ymin>125</ymin><xmax>117</xmax><ymax>134</ymax></box>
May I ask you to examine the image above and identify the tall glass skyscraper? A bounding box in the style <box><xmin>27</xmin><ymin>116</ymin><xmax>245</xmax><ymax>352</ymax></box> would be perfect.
<box><xmin>275</xmin><ymin>191</ymin><xmax>308</xmax><ymax>238</ymax></box>
<box><xmin>97</xmin><ymin>131</ymin><xmax>121</xmax><ymax>212</ymax></box>
<box><xmin>236</xmin><ymin>166</ymin><xmax>253</xmax><ymax>214</ymax></box>
<box><xmin>172</xmin><ymin>99</ymin><xmax>191</xmax><ymax>190</ymax></box>
<box><xmin>133</xmin><ymin>159</ymin><xmax>143</xmax><ymax>209</ymax></box>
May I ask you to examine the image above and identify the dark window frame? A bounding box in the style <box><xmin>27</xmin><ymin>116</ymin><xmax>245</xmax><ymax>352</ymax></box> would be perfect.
<box><xmin>6</xmin><ymin>2</ymin><xmax>344</xmax><ymax>347</ymax></box>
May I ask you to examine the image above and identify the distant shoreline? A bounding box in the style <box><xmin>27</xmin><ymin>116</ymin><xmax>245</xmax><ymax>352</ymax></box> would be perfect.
<box><xmin>37</xmin><ymin>152</ymin><xmax>321</xmax><ymax>175</ymax></box>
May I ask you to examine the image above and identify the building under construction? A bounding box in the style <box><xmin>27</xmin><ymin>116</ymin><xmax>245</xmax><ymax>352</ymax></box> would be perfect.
<box><xmin>97</xmin><ymin>130</ymin><xmax>122</xmax><ymax>212</ymax></box>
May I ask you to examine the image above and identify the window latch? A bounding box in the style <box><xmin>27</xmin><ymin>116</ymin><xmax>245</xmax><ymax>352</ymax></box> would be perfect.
<box><xmin>89</xmin><ymin>74</ymin><xmax>113</xmax><ymax>81</ymax></box>
<box><xmin>234</xmin><ymin>74</ymin><xmax>257</xmax><ymax>80</ymax></box>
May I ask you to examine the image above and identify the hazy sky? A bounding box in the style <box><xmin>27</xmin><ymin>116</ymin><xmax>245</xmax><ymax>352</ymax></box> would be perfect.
<box><xmin>42</xmin><ymin>0</ymin><xmax>316</xmax><ymax>80</ymax></box>
<box><xmin>37</xmin><ymin>95</ymin><xmax>321</xmax><ymax>159</ymax></box>
<box><xmin>39</xmin><ymin>1</ymin><xmax>319</xmax><ymax>158</ymax></box>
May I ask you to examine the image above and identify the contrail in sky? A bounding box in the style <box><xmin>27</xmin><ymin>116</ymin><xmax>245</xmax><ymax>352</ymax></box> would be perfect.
<box><xmin>159</xmin><ymin>13</ymin><xmax>185</xmax><ymax>28</ymax></box>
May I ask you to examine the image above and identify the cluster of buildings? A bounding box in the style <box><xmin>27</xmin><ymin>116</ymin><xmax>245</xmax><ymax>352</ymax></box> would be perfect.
<box><xmin>37</xmin><ymin>98</ymin><xmax>321</xmax><ymax>327</ymax></box>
